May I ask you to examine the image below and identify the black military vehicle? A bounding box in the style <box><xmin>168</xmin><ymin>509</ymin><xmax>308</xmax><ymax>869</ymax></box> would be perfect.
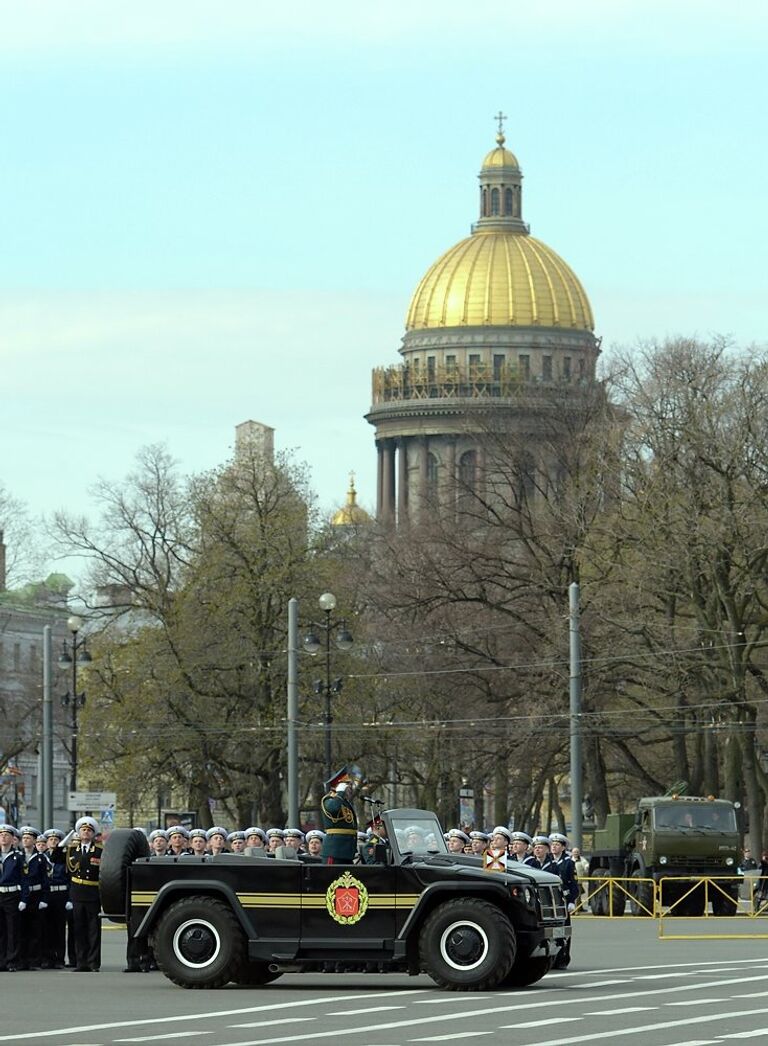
<box><xmin>101</xmin><ymin>808</ymin><xmax>570</xmax><ymax>991</ymax></box>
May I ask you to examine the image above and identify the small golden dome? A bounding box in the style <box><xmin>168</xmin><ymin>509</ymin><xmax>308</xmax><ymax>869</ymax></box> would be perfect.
<box><xmin>406</xmin><ymin>231</ymin><xmax>594</xmax><ymax>331</ymax></box>
<box><xmin>331</xmin><ymin>475</ymin><xmax>372</xmax><ymax>527</ymax></box>
<box><xmin>482</xmin><ymin>145</ymin><xmax>519</xmax><ymax>169</ymax></box>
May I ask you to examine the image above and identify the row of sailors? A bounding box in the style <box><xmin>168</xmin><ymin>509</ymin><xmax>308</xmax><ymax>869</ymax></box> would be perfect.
<box><xmin>146</xmin><ymin>826</ymin><xmax>328</xmax><ymax>857</ymax></box>
<box><xmin>445</xmin><ymin>826</ymin><xmax>580</xmax><ymax>907</ymax></box>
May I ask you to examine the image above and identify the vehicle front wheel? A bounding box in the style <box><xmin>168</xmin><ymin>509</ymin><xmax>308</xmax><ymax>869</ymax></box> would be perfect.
<box><xmin>419</xmin><ymin>898</ymin><xmax>516</xmax><ymax>991</ymax></box>
<box><xmin>154</xmin><ymin>895</ymin><xmax>246</xmax><ymax>988</ymax></box>
<box><xmin>499</xmin><ymin>954</ymin><xmax>553</xmax><ymax>988</ymax></box>
<box><xmin>628</xmin><ymin>869</ymin><xmax>653</xmax><ymax>917</ymax></box>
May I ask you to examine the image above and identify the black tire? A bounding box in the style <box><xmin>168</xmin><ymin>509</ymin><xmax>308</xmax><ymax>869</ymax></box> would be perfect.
<box><xmin>628</xmin><ymin>869</ymin><xmax>653</xmax><ymax>917</ymax></box>
<box><xmin>672</xmin><ymin>884</ymin><xmax>705</xmax><ymax>916</ymax></box>
<box><xmin>499</xmin><ymin>954</ymin><xmax>553</xmax><ymax>988</ymax></box>
<box><xmin>607</xmin><ymin>880</ymin><xmax>626</xmax><ymax>917</ymax></box>
<box><xmin>153</xmin><ymin>895</ymin><xmax>246</xmax><ymax>988</ymax></box>
<box><xmin>590</xmin><ymin>870</ymin><xmax>608</xmax><ymax>915</ymax></box>
<box><xmin>419</xmin><ymin>898</ymin><xmax>516</xmax><ymax>991</ymax></box>
<box><xmin>711</xmin><ymin>887</ymin><xmax>738</xmax><ymax>916</ymax></box>
<box><xmin>100</xmin><ymin>828</ymin><xmax>150</xmax><ymax>923</ymax></box>
<box><xmin>231</xmin><ymin>960</ymin><xmax>283</xmax><ymax>986</ymax></box>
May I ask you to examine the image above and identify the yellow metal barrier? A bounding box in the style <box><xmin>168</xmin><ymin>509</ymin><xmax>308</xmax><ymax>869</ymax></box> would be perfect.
<box><xmin>658</xmin><ymin>876</ymin><xmax>768</xmax><ymax>939</ymax></box>
<box><xmin>573</xmin><ymin>875</ymin><xmax>656</xmax><ymax>918</ymax></box>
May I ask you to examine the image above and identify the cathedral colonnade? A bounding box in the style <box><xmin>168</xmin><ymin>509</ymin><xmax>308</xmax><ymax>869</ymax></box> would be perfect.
<box><xmin>376</xmin><ymin>436</ymin><xmax>485</xmax><ymax>524</ymax></box>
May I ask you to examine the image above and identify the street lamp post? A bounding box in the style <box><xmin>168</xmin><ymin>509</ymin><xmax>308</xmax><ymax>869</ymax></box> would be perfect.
<box><xmin>58</xmin><ymin>614</ymin><xmax>92</xmax><ymax>828</ymax></box>
<box><xmin>302</xmin><ymin>592</ymin><xmax>353</xmax><ymax>785</ymax></box>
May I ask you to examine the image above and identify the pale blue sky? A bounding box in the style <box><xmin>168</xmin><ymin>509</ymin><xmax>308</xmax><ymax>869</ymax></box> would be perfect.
<box><xmin>1</xmin><ymin>1</ymin><xmax>766</xmax><ymax>578</ymax></box>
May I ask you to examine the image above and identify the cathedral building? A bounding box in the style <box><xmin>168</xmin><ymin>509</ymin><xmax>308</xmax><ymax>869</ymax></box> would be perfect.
<box><xmin>366</xmin><ymin>121</ymin><xmax>600</xmax><ymax>523</ymax></box>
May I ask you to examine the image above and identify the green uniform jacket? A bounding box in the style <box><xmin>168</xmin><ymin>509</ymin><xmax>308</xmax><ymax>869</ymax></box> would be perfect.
<box><xmin>319</xmin><ymin>790</ymin><xmax>358</xmax><ymax>861</ymax></box>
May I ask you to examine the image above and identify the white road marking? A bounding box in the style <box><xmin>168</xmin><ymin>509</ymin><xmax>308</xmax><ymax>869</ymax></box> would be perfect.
<box><xmin>660</xmin><ymin>1041</ymin><xmax>723</xmax><ymax>1045</ymax></box>
<box><xmin>510</xmin><ymin>1008</ymin><xmax>768</xmax><ymax>1046</ymax></box>
<box><xmin>414</xmin><ymin>997</ymin><xmax>492</xmax><ymax>1004</ymax></box>
<box><xmin>116</xmin><ymin>1034</ymin><xmax>211</xmax><ymax>1043</ymax></box>
<box><xmin>326</xmin><ymin>1006</ymin><xmax>406</xmax><ymax>1015</ymax></box>
<box><xmin>0</xmin><ymin>990</ymin><xmax>427</xmax><ymax>1042</ymax></box>
<box><xmin>504</xmin><ymin>1017</ymin><xmax>576</xmax><ymax>1028</ymax></box>
<box><xmin>636</xmin><ymin>972</ymin><xmax>699</xmax><ymax>980</ymax></box>
<box><xmin>720</xmin><ymin>1031</ymin><xmax>768</xmax><ymax>1040</ymax></box>
<box><xmin>733</xmin><ymin>992</ymin><xmax>768</xmax><ymax>998</ymax></box>
<box><xmin>584</xmin><ymin>1007</ymin><xmax>657</xmax><ymax>1015</ymax></box>
<box><xmin>553</xmin><ymin>957</ymin><xmax>768</xmax><ymax>977</ymax></box>
<box><xmin>410</xmin><ymin>1035</ymin><xmax>492</xmax><ymax>1043</ymax></box>
<box><xmin>229</xmin><ymin>1018</ymin><xmax>316</xmax><ymax>1029</ymax></box>
<box><xmin>566</xmin><ymin>978</ymin><xmax>631</xmax><ymax>987</ymax></box>
<box><xmin>666</xmin><ymin>999</ymin><xmax>727</xmax><ymax>1006</ymax></box>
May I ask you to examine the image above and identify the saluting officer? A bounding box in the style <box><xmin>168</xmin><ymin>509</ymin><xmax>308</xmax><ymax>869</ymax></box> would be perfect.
<box><xmin>320</xmin><ymin>767</ymin><xmax>359</xmax><ymax>864</ymax></box>
<box><xmin>64</xmin><ymin>816</ymin><xmax>103</xmax><ymax>972</ymax></box>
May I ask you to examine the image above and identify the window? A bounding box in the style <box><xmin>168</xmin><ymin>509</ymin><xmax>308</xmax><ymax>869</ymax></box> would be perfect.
<box><xmin>469</xmin><ymin>354</ymin><xmax>481</xmax><ymax>379</ymax></box>
<box><xmin>426</xmin><ymin>453</ymin><xmax>439</xmax><ymax>491</ymax></box>
<box><xmin>459</xmin><ymin>450</ymin><xmax>477</xmax><ymax>493</ymax></box>
<box><xmin>490</xmin><ymin>188</ymin><xmax>500</xmax><ymax>215</ymax></box>
<box><xmin>518</xmin><ymin>354</ymin><xmax>530</xmax><ymax>381</ymax></box>
<box><xmin>29</xmin><ymin>644</ymin><xmax>38</xmax><ymax>671</ymax></box>
<box><xmin>563</xmin><ymin>356</ymin><xmax>572</xmax><ymax>381</ymax></box>
<box><xmin>481</xmin><ymin>188</ymin><xmax>488</xmax><ymax>216</ymax></box>
<box><xmin>542</xmin><ymin>355</ymin><xmax>553</xmax><ymax>381</ymax></box>
<box><xmin>13</xmin><ymin>643</ymin><xmax>21</xmax><ymax>671</ymax></box>
<box><xmin>504</xmin><ymin>187</ymin><xmax>513</xmax><ymax>215</ymax></box>
<box><xmin>427</xmin><ymin>356</ymin><xmax>436</xmax><ymax>381</ymax></box>
<box><xmin>578</xmin><ymin>358</ymin><xmax>586</xmax><ymax>380</ymax></box>
<box><xmin>493</xmin><ymin>354</ymin><xmax>506</xmax><ymax>380</ymax></box>
<box><xmin>445</xmin><ymin>354</ymin><xmax>456</xmax><ymax>372</ymax></box>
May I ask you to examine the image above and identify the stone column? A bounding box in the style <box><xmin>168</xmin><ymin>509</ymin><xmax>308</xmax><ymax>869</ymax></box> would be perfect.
<box><xmin>381</xmin><ymin>439</ymin><xmax>395</xmax><ymax>524</ymax></box>
<box><xmin>445</xmin><ymin>438</ymin><xmax>457</xmax><ymax>519</ymax></box>
<box><xmin>376</xmin><ymin>442</ymin><xmax>384</xmax><ymax>520</ymax></box>
<box><xmin>418</xmin><ymin>438</ymin><xmax>429</xmax><ymax>524</ymax></box>
<box><xmin>397</xmin><ymin>437</ymin><xmax>408</xmax><ymax>524</ymax></box>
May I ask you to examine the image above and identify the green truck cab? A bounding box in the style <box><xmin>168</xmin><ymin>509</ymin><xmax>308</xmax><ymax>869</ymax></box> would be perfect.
<box><xmin>588</xmin><ymin>794</ymin><xmax>740</xmax><ymax>915</ymax></box>
<box><xmin>101</xmin><ymin>808</ymin><xmax>570</xmax><ymax>991</ymax></box>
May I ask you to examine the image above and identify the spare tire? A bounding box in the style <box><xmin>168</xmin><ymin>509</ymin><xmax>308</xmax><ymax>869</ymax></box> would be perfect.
<box><xmin>100</xmin><ymin>828</ymin><xmax>150</xmax><ymax>922</ymax></box>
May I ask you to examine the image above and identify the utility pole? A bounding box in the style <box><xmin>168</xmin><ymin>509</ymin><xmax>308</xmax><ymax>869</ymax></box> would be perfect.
<box><xmin>42</xmin><ymin>625</ymin><xmax>54</xmax><ymax>829</ymax></box>
<box><xmin>569</xmin><ymin>581</ymin><xmax>583</xmax><ymax>851</ymax></box>
<box><xmin>287</xmin><ymin>598</ymin><xmax>299</xmax><ymax>828</ymax></box>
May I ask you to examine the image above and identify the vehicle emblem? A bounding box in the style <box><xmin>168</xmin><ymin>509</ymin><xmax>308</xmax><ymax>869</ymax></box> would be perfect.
<box><xmin>325</xmin><ymin>871</ymin><xmax>369</xmax><ymax>925</ymax></box>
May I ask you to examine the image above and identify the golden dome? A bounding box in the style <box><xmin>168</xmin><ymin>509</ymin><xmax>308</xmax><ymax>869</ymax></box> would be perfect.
<box><xmin>406</xmin><ymin>231</ymin><xmax>594</xmax><ymax>331</ymax></box>
<box><xmin>481</xmin><ymin>145</ymin><xmax>519</xmax><ymax>169</ymax></box>
<box><xmin>331</xmin><ymin>475</ymin><xmax>372</xmax><ymax>527</ymax></box>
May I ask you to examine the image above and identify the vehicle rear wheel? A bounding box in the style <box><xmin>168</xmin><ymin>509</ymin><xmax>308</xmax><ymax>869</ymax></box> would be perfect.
<box><xmin>628</xmin><ymin>869</ymin><xmax>653</xmax><ymax>917</ymax></box>
<box><xmin>231</xmin><ymin>960</ymin><xmax>283</xmax><ymax>986</ymax></box>
<box><xmin>711</xmin><ymin>887</ymin><xmax>738</xmax><ymax>916</ymax></box>
<box><xmin>590</xmin><ymin>870</ymin><xmax>608</xmax><ymax>915</ymax></box>
<box><xmin>499</xmin><ymin>954</ymin><xmax>553</xmax><ymax>988</ymax></box>
<box><xmin>419</xmin><ymin>898</ymin><xmax>516</xmax><ymax>991</ymax></box>
<box><xmin>99</xmin><ymin>828</ymin><xmax>150</xmax><ymax>923</ymax></box>
<box><xmin>154</xmin><ymin>895</ymin><xmax>246</xmax><ymax>988</ymax></box>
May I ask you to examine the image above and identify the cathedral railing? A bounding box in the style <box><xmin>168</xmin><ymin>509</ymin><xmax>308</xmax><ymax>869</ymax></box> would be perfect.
<box><xmin>371</xmin><ymin>362</ymin><xmax>523</xmax><ymax>404</ymax></box>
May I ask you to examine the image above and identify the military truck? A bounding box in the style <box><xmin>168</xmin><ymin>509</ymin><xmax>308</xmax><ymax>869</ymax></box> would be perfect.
<box><xmin>587</xmin><ymin>794</ymin><xmax>740</xmax><ymax>916</ymax></box>
<box><xmin>101</xmin><ymin>807</ymin><xmax>570</xmax><ymax>991</ymax></box>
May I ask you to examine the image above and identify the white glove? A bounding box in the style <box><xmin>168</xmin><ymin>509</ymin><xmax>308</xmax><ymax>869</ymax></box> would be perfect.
<box><xmin>18</xmin><ymin>902</ymin><xmax>26</xmax><ymax>912</ymax></box>
<box><xmin>65</xmin><ymin>901</ymin><xmax>73</xmax><ymax>911</ymax></box>
<box><xmin>39</xmin><ymin>901</ymin><xmax>48</xmax><ymax>910</ymax></box>
<box><xmin>567</xmin><ymin>902</ymin><xmax>576</xmax><ymax>913</ymax></box>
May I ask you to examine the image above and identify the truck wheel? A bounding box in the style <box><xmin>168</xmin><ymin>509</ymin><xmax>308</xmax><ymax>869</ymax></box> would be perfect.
<box><xmin>499</xmin><ymin>955</ymin><xmax>553</xmax><ymax>987</ymax></box>
<box><xmin>628</xmin><ymin>870</ymin><xmax>652</xmax><ymax>917</ymax></box>
<box><xmin>590</xmin><ymin>870</ymin><xmax>607</xmax><ymax>915</ymax></box>
<box><xmin>154</xmin><ymin>895</ymin><xmax>246</xmax><ymax>988</ymax></box>
<box><xmin>607</xmin><ymin>881</ymin><xmax>626</xmax><ymax>917</ymax></box>
<box><xmin>231</xmin><ymin>960</ymin><xmax>283</xmax><ymax>986</ymax></box>
<box><xmin>711</xmin><ymin>888</ymin><xmax>738</xmax><ymax>916</ymax></box>
<box><xmin>419</xmin><ymin>898</ymin><xmax>516</xmax><ymax>991</ymax></box>
<box><xmin>100</xmin><ymin>828</ymin><xmax>150</xmax><ymax>923</ymax></box>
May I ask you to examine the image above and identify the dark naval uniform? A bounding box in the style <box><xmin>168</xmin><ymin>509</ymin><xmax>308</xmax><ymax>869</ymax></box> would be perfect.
<box><xmin>20</xmin><ymin>845</ymin><xmax>50</xmax><ymax>969</ymax></box>
<box><xmin>65</xmin><ymin>835</ymin><xmax>103</xmax><ymax>971</ymax></box>
<box><xmin>320</xmin><ymin>789</ymin><xmax>358</xmax><ymax>863</ymax></box>
<box><xmin>0</xmin><ymin>841</ymin><xmax>26</xmax><ymax>971</ymax></box>
<box><xmin>44</xmin><ymin>845</ymin><xmax>70</xmax><ymax>968</ymax></box>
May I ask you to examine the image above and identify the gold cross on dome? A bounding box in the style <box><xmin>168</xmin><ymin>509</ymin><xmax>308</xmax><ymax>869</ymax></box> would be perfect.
<box><xmin>495</xmin><ymin>110</ymin><xmax>507</xmax><ymax>135</ymax></box>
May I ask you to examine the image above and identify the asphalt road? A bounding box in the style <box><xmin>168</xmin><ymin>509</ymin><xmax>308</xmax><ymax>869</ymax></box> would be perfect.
<box><xmin>1</xmin><ymin>920</ymin><xmax>767</xmax><ymax>1044</ymax></box>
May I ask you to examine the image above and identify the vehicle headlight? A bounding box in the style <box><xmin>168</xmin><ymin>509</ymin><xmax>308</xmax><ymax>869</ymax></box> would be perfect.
<box><xmin>659</xmin><ymin>856</ymin><xmax>668</xmax><ymax>865</ymax></box>
<box><xmin>725</xmin><ymin>857</ymin><xmax>734</xmax><ymax>866</ymax></box>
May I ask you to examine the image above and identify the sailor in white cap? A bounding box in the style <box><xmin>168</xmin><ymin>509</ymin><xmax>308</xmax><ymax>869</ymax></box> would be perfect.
<box><xmin>283</xmin><ymin>829</ymin><xmax>305</xmax><ymax>852</ymax></box>
<box><xmin>228</xmin><ymin>831</ymin><xmax>247</xmax><ymax>853</ymax></box>
<box><xmin>530</xmin><ymin>834</ymin><xmax>554</xmax><ymax>871</ymax></box>
<box><xmin>42</xmin><ymin>829</ymin><xmax>69</xmax><ymax>969</ymax></box>
<box><xmin>148</xmin><ymin>829</ymin><xmax>169</xmax><ymax>857</ymax></box>
<box><xmin>205</xmin><ymin>827</ymin><xmax>229</xmax><ymax>855</ymax></box>
<box><xmin>65</xmin><ymin>817</ymin><xmax>103</xmax><ymax>971</ymax></box>
<box><xmin>187</xmin><ymin>828</ymin><xmax>207</xmax><ymax>855</ymax></box>
<box><xmin>447</xmin><ymin>829</ymin><xmax>470</xmax><ymax>854</ymax></box>
<box><xmin>0</xmin><ymin>823</ymin><xmax>25</xmax><ymax>971</ymax></box>
<box><xmin>305</xmin><ymin>830</ymin><xmax>325</xmax><ymax>857</ymax></box>
<box><xmin>489</xmin><ymin>826</ymin><xmax>513</xmax><ymax>852</ymax></box>
<box><xmin>18</xmin><ymin>827</ymin><xmax>49</xmax><ymax>970</ymax></box>
<box><xmin>509</xmin><ymin>831</ymin><xmax>533</xmax><ymax>863</ymax></box>
<box><xmin>166</xmin><ymin>825</ymin><xmax>190</xmax><ymax>857</ymax></box>
<box><xmin>469</xmin><ymin>831</ymin><xmax>489</xmax><ymax>855</ymax></box>
<box><xmin>243</xmin><ymin>828</ymin><xmax>266</xmax><ymax>856</ymax></box>
<box><xmin>266</xmin><ymin>828</ymin><xmax>285</xmax><ymax>853</ymax></box>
